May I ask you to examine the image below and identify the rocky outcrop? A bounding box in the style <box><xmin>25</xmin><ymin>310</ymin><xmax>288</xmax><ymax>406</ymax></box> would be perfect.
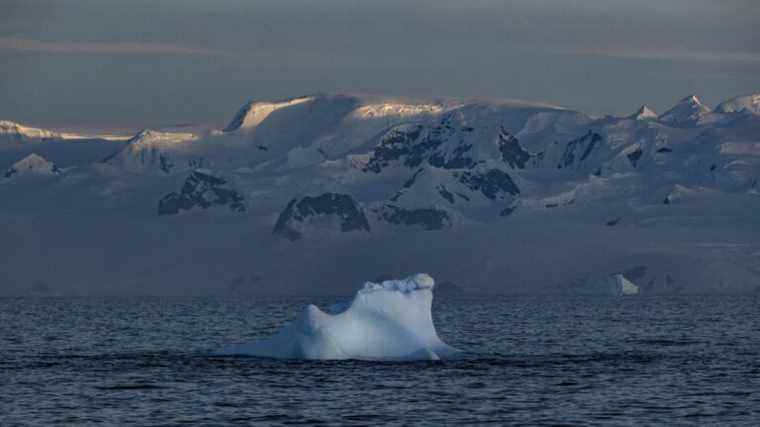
<box><xmin>364</xmin><ymin>116</ymin><xmax>477</xmax><ymax>173</ymax></box>
<box><xmin>558</xmin><ymin>131</ymin><xmax>603</xmax><ymax>170</ymax></box>
<box><xmin>273</xmin><ymin>193</ymin><xmax>370</xmax><ymax>241</ymax></box>
<box><xmin>454</xmin><ymin>168</ymin><xmax>520</xmax><ymax>199</ymax></box>
<box><xmin>158</xmin><ymin>170</ymin><xmax>245</xmax><ymax>215</ymax></box>
<box><xmin>497</xmin><ymin>128</ymin><xmax>531</xmax><ymax>169</ymax></box>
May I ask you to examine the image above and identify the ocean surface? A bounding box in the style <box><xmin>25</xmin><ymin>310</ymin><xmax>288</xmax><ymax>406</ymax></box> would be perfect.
<box><xmin>2</xmin><ymin>294</ymin><xmax>759</xmax><ymax>425</ymax></box>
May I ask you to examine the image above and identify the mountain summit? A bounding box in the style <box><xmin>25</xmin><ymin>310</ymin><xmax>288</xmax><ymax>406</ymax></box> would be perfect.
<box><xmin>4</xmin><ymin>153</ymin><xmax>60</xmax><ymax>178</ymax></box>
<box><xmin>629</xmin><ymin>105</ymin><xmax>658</xmax><ymax>121</ymax></box>
<box><xmin>658</xmin><ymin>95</ymin><xmax>711</xmax><ymax>127</ymax></box>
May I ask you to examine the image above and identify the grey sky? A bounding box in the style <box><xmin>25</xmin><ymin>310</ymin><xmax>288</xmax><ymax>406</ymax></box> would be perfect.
<box><xmin>1</xmin><ymin>0</ymin><xmax>758</xmax><ymax>130</ymax></box>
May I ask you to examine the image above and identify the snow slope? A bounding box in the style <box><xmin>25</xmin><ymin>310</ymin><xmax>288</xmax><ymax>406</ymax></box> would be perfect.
<box><xmin>222</xmin><ymin>274</ymin><xmax>458</xmax><ymax>360</ymax></box>
<box><xmin>658</xmin><ymin>95</ymin><xmax>713</xmax><ymax>127</ymax></box>
<box><xmin>716</xmin><ymin>93</ymin><xmax>760</xmax><ymax>115</ymax></box>
<box><xmin>104</xmin><ymin>129</ymin><xmax>200</xmax><ymax>175</ymax></box>
<box><xmin>3</xmin><ymin>153</ymin><xmax>60</xmax><ymax>179</ymax></box>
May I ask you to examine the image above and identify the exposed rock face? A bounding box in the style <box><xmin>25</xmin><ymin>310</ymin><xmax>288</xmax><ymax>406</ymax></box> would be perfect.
<box><xmin>364</xmin><ymin>116</ymin><xmax>477</xmax><ymax>173</ymax></box>
<box><xmin>454</xmin><ymin>168</ymin><xmax>520</xmax><ymax>199</ymax></box>
<box><xmin>376</xmin><ymin>204</ymin><xmax>452</xmax><ymax>231</ymax></box>
<box><xmin>627</xmin><ymin>146</ymin><xmax>644</xmax><ymax>167</ymax></box>
<box><xmin>273</xmin><ymin>193</ymin><xmax>370</xmax><ymax>241</ymax></box>
<box><xmin>437</xmin><ymin>185</ymin><xmax>455</xmax><ymax>204</ymax></box>
<box><xmin>158</xmin><ymin>170</ymin><xmax>245</xmax><ymax>215</ymax></box>
<box><xmin>364</xmin><ymin>124</ymin><xmax>424</xmax><ymax>173</ymax></box>
<box><xmin>558</xmin><ymin>131</ymin><xmax>603</xmax><ymax>170</ymax></box>
<box><xmin>497</xmin><ymin>128</ymin><xmax>531</xmax><ymax>169</ymax></box>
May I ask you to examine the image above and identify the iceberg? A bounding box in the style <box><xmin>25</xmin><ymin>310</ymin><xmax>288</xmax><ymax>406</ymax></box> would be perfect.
<box><xmin>223</xmin><ymin>273</ymin><xmax>459</xmax><ymax>360</ymax></box>
<box><xmin>610</xmin><ymin>273</ymin><xmax>640</xmax><ymax>296</ymax></box>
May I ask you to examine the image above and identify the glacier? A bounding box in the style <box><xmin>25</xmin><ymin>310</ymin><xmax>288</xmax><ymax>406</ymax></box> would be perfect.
<box><xmin>222</xmin><ymin>274</ymin><xmax>459</xmax><ymax>360</ymax></box>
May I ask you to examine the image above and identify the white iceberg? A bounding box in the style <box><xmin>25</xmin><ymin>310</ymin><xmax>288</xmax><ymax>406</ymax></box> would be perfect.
<box><xmin>223</xmin><ymin>273</ymin><xmax>459</xmax><ymax>360</ymax></box>
<box><xmin>610</xmin><ymin>273</ymin><xmax>640</xmax><ymax>296</ymax></box>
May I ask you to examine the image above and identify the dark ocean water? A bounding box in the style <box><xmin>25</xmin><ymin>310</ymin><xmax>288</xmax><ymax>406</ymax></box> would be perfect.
<box><xmin>2</xmin><ymin>295</ymin><xmax>759</xmax><ymax>425</ymax></box>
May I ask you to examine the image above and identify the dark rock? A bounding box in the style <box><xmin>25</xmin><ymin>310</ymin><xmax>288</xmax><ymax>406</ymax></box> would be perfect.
<box><xmin>427</xmin><ymin>142</ymin><xmax>476</xmax><ymax>169</ymax></box>
<box><xmin>364</xmin><ymin>125</ymin><xmax>424</xmax><ymax>173</ymax></box>
<box><xmin>437</xmin><ymin>185</ymin><xmax>455</xmax><ymax>204</ymax></box>
<box><xmin>500</xmin><ymin>205</ymin><xmax>517</xmax><ymax>217</ymax></box>
<box><xmin>159</xmin><ymin>155</ymin><xmax>173</xmax><ymax>173</ymax></box>
<box><xmin>455</xmin><ymin>169</ymin><xmax>520</xmax><ymax>199</ymax></box>
<box><xmin>273</xmin><ymin>193</ymin><xmax>370</xmax><ymax>241</ymax></box>
<box><xmin>627</xmin><ymin>147</ymin><xmax>643</xmax><ymax>167</ymax></box>
<box><xmin>498</xmin><ymin>128</ymin><xmax>531</xmax><ymax>169</ymax></box>
<box><xmin>605</xmin><ymin>217</ymin><xmax>622</xmax><ymax>226</ymax></box>
<box><xmin>558</xmin><ymin>131</ymin><xmax>603</xmax><ymax>169</ymax></box>
<box><xmin>656</xmin><ymin>147</ymin><xmax>672</xmax><ymax>153</ymax></box>
<box><xmin>364</xmin><ymin>121</ymin><xmax>476</xmax><ymax>173</ymax></box>
<box><xmin>403</xmin><ymin>169</ymin><xmax>424</xmax><ymax>189</ymax></box>
<box><xmin>158</xmin><ymin>170</ymin><xmax>245</xmax><ymax>216</ymax></box>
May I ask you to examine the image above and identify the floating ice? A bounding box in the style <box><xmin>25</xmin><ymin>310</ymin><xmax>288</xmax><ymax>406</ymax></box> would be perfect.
<box><xmin>610</xmin><ymin>273</ymin><xmax>640</xmax><ymax>296</ymax></box>
<box><xmin>223</xmin><ymin>273</ymin><xmax>459</xmax><ymax>360</ymax></box>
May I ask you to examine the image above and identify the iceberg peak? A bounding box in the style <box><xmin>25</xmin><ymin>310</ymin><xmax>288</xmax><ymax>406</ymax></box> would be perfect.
<box><xmin>360</xmin><ymin>273</ymin><xmax>435</xmax><ymax>294</ymax></box>
<box><xmin>222</xmin><ymin>273</ymin><xmax>459</xmax><ymax>360</ymax></box>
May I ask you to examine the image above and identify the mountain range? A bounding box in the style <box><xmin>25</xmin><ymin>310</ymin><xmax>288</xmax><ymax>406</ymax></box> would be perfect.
<box><xmin>1</xmin><ymin>92</ymin><xmax>759</xmax><ymax>296</ymax></box>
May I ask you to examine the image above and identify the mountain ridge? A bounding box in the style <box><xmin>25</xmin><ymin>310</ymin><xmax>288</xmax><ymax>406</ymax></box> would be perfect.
<box><xmin>0</xmin><ymin>91</ymin><xmax>758</xmax><ymax>296</ymax></box>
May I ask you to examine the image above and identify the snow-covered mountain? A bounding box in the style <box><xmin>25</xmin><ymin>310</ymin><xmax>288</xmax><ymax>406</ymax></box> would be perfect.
<box><xmin>629</xmin><ymin>105</ymin><xmax>657</xmax><ymax>121</ymax></box>
<box><xmin>3</xmin><ymin>153</ymin><xmax>61</xmax><ymax>179</ymax></box>
<box><xmin>0</xmin><ymin>120</ymin><xmax>62</xmax><ymax>142</ymax></box>
<box><xmin>103</xmin><ymin>129</ymin><xmax>200</xmax><ymax>175</ymax></box>
<box><xmin>658</xmin><ymin>95</ymin><xmax>713</xmax><ymax>127</ymax></box>
<box><xmin>0</xmin><ymin>92</ymin><xmax>758</xmax><ymax>296</ymax></box>
<box><xmin>716</xmin><ymin>93</ymin><xmax>760</xmax><ymax>115</ymax></box>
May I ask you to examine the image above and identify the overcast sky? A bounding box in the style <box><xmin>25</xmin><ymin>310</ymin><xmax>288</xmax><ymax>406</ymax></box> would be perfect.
<box><xmin>1</xmin><ymin>0</ymin><xmax>758</xmax><ymax>130</ymax></box>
